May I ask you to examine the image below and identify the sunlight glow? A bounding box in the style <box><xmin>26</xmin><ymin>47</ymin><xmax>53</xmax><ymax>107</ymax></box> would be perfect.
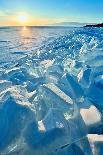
<box><xmin>18</xmin><ymin>14</ymin><xmax>28</xmax><ymax>23</ymax></box>
<box><xmin>23</xmin><ymin>26</ymin><xmax>27</xmax><ymax>30</ymax></box>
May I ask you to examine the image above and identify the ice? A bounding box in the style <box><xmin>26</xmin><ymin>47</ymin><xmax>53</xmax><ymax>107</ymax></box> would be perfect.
<box><xmin>55</xmin><ymin>136</ymin><xmax>93</xmax><ymax>155</ymax></box>
<box><xmin>32</xmin><ymin>84</ymin><xmax>75</xmax><ymax>121</ymax></box>
<box><xmin>64</xmin><ymin>58</ymin><xmax>84</xmax><ymax>83</ymax></box>
<box><xmin>0</xmin><ymin>80</ymin><xmax>12</xmax><ymax>93</ymax></box>
<box><xmin>88</xmin><ymin>37</ymin><xmax>98</xmax><ymax>49</ymax></box>
<box><xmin>80</xmin><ymin>43</ymin><xmax>87</xmax><ymax>54</ymax></box>
<box><xmin>66</xmin><ymin>74</ymin><xmax>84</xmax><ymax>99</ymax></box>
<box><xmin>80</xmin><ymin>105</ymin><xmax>102</xmax><ymax>126</ymax></box>
<box><xmin>40</xmin><ymin>59</ymin><xmax>55</xmax><ymax>68</ymax></box>
<box><xmin>0</xmin><ymin>90</ymin><xmax>35</xmax><ymax>154</ymax></box>
<box><xmin>79</xmin><ymin>68</ymin><xmax>91</xmax><ymax>88</ymax></box>
<box><xmin>94</xmin><ymin>75</ymin><xmax>103</xmax><ymax>90</ymax></box>
<box><xmin>44</xmin><ymin>83</ymin><xmax>73</xmax><ymax>105</ymax></box>
<box><xmin>0</xmin><ymin>27</ymin><xmax>103</xmax><ymax>154</ymax></box>
<box><xmin>88</xmin><ymin>134</ymin><xmax>103</xmax><ymax>155</ymax></box>
<box><xmin>86</xmin><ymin>83</ymin><xmax>103</xmax><ymax>114</ymax></box>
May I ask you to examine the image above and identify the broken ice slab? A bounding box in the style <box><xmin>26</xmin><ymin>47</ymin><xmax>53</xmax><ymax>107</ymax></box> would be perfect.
<box><xmin>44</xmin><ymin>83</ymin><xmax>73</xmax><ymax>105</ymax></box>
<box><xmin>45</xmin><ymin>64</ymin><xmax>64</xmax><ymax>84</ymax></box>
<box><xmin>9</xmin><ymin>71</ymin><xmax>28</xmax><ymax>85</ymax></box>
<box><xmin>38</xmin><ymin>109</ymin><xmax>71</xmax><ymax>153</ymax></box>
<box><xmin>33</xmin><ymin>83</ymin><xmax>75</xmax><ymax>121</ymax></box>
<box><xmin>46</xmin><ymin>64</ymin><xmax>64</xmax><ymax>77</ymax></box>
<box><xmin>0</xmin><ymin>80</ymin><xmax>12</xmax><ymax>93</ymax></box>
<box><xmin>24</xmin><ymin>121</ymin><xmax>70</xmax><ymax>155</ymax></box>
<box><xmin>42</xmin><ymin>100</ymin><xmax>87</xmax><ymax>140</ymax></box>
<box><xmin>23</xmin><ymin>61</ymin><xmax>45</xmax><ymax>78</ymax></box>
<box><xmin>25</xmin><ymin>81</ymin><xmax>38</xmax><ymax>92</ymax></box>
<box><xmin>66</xmin><ymin>74</ymin><xmax>84</xmax><ymax>99</ymax></box>
<box><xmin>90</xmin><ymin>65</ymin><xmax>103</xmax><ymax>82</ymax></box>
<box><xmin>86</xmin><ymin>49</ymin><xmax>103</xmax><ymax>62</ymax></box>
<box><xmin>67</xmin><ymin>112</ymin><xmax>87</xmax><ymax>142</ymax></box>
<box><xmin>27</xmin><ymin>66</ymin><xmax>44</xmax><ymax>78</ymax></box>
<box><xmin>24</xmin><ymin>107</ymin><xmax>87</xmax><ymax>155</ymax></box>
<box><xmin>79</xmin><ymin>37</ymin><xmax>98</xmax><ymax>59</ymax></box>
<box><xmin>94</xmin><ymin>74</ymin><xmax>103</xmax><ymax>90</ymax></box>
<box><xmin>0</xmin><ymin>91</ymin><xmax>36</xmax><ymax>154</ymax></box>
<box><xmin>58</xmin><ymin>73</ymin><xmax>84</xmax><ymax>100</ymax></box>
<box><xmin>32</xmin><ymin>83</ymin><xmax>87</xmax><ymax>142</ymax></box>
<box><xmin>86</xmin><ymin>83</ymin><xmax>103</xmax><ymax>114</ymax></box>
<box><xmin>80</xmin><ymin>105</ymin><xmax>102</xmax><ymax>128</ymax></box>
<box><xmin>41</xmin><ymin>108</ymin><xmax>69</xmax><ymax>131</ymax></box>
<box><xmin>88</xmin><ymin>37</ymin><xmax>98</xmax><ymax>49</ymax></box>
<box><xmin>40</xmin><ymin>59</ymin><xmax>55</xmax><ymax>69</ymax></box>
<box><xmin>64</xmin><ymin>58</ymin><xmax>81</xmax><ymax>76</ymax></box>
<box><xmin>57</xmin><ymin>75</ymin><xmax>75</xmax><ymax>100</ymax></box>
<box><xmin>79</xmin><ymin>43</ymin><xmax>88</xmax><ymax>55</ymax></box>
<box><xmin>64</xmin><ymin>58</ymin><xmax>75</xmax><ymax>71</ymax></box>
<box><xmin>63</xmin><ymin>58</ymin><xmax>85</xmax><ymax>82</ymax></box>
<box><xmin>26</xmin><ymin>59</ymin><xmax>55</xmax><ymax>79</ymax></box>
<box><xmin>87</xmin><ymin>55</ymin><xmax>103</xmax><ymax>67</ymax></box>
<box><xmin>79</xmin><ymin>68</ymin><xmax>91</xmax><ymax>88</ymax></box>
<box><xmin>55</xmin><ymin>136</ymin><xmax>93</xmax><ymax>155</ymax></box>
<box><xmin>6</xmin><ymin>67</ymin><xmax>30</xmax><ymax>85</ymax></box>
<box><xmin>78</xmin><ymin>98</ymin><xmax>103</xmax><ymax>133</ymax></box>
<box><xmin>88</xmin><ymin>134</ymin><xmax>103</xmax><ymax>155</ymax></box>
<box><xmin>79</xmin><ymin>48</ymin><xmax>103</xmax><ymax>68</ymax></box>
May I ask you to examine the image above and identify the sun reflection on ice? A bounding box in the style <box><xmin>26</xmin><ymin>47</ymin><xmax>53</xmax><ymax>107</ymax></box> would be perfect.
<box><xmin>23</xmin><ymin>26</ymin><xmax>27</xmax><ymax>31</ymax></box>
<box><xmin>19</xmin><ymin>26</ymin><xmax>32</xmax><ymax>46</ymax></box>
<box><xmin>21</xmin><ymin>26</ymin><xmax>31</xmax><ymax>36</ymax></box>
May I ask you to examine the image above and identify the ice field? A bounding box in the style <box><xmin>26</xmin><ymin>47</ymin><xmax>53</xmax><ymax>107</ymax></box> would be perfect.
<box><xmin>0</xmin><ymin>26</ymin><xmax>103</xmax><ymax>155</ymax></box>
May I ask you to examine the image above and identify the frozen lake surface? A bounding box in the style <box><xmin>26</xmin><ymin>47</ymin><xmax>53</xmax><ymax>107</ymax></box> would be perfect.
<box><xmin>0</xmin><ymin>26</ymin><xmax>103</xmax><ymax>155</ymax></box>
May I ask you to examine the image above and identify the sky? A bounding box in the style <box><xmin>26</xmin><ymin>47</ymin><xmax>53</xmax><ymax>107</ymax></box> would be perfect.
<box><xmin>0</xmin><ymin>0</ymin><xmax>103</xmax><ymax>26</ymax></box>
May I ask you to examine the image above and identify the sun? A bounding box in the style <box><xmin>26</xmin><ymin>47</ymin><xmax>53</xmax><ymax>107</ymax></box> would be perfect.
<box><xmin>18</xmin><ymin>14</ymin><xmax>28</xmax><ymax>23</ymax></box>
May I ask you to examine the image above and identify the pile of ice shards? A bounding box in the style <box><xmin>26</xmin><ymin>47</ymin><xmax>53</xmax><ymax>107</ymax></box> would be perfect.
<box><xmin>0</xmin><ymin>29</ymin><xmax>103</xmax><ymax>155</ymax></box>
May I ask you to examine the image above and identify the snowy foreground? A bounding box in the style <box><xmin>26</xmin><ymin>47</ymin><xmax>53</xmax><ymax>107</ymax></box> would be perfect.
<box><xmin>0</xmin><ymin>27</ymin><xmax>103</xmax><ymax>155</ymax></box>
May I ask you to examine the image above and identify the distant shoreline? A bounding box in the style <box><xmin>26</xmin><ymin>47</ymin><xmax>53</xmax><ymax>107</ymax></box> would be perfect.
<box><xmin>85</xmin><ymin>23</ymin><xmax>103</xmax><ymax>27</ymax></box>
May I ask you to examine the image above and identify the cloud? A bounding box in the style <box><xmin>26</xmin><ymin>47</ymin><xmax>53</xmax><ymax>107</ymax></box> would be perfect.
<box><xmin>0</xmin><ymin>10</ymin><xmax>7</xmax><ymax>17</ymax></box>
<box><xmin>0</xmin><ymin>10</ymin><xmax>14</xmax><ymax>17</ymax></box>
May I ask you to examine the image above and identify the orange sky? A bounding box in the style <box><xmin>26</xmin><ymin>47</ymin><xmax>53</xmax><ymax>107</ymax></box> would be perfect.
<box><xmin>0</xmin><ymin>13</ymin><xmax>64</xmax><ymax>26</ymax></box>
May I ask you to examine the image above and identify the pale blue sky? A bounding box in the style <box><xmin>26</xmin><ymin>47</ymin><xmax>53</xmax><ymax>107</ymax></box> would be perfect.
<box><xmin>0</xmin><ymin>0</ymin><xmax>103</xmax><ymax>25</ymax></box>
